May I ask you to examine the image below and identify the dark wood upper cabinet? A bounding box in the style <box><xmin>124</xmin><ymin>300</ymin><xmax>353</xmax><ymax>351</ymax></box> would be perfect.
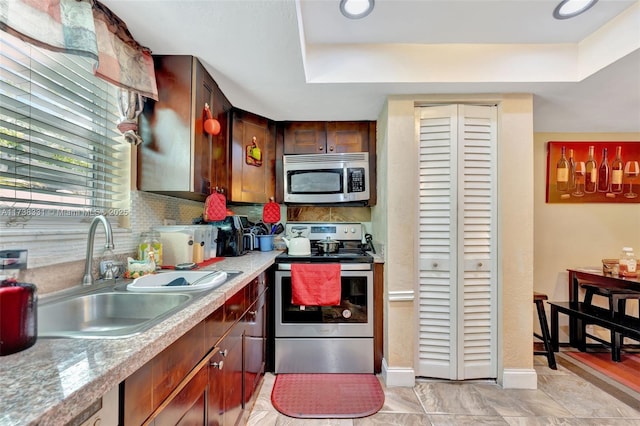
<box><xmin>283</xmin><ymin>121</ymin><xmax>327</xmax><ymax>154</ymax></box>
<box><xmin>280</xmin><ymin>120</ymin><xmax>377</xmax><ymax>205</ymax></box>
<box><xmin>229</xmin><ymin>109</ymin><xmax>277</xmax><ymax>203</ymax></box>
<box><xmin>326</xmin><ymin>121</ymin><xmax>371</xmax><ymax>153</ymax></box>
<box><xmin>136</xmin><ymin>55</ymin><xmax>376</xmax><ymax>205</ymax></box>
<box><xmin>208</xmin><ymin>73</ymin><xmax>232</xmax><ymax>196</ymax></box>
<box><xmin>283</xmin><ymin>121</ymin><xmax>373</xmax><ymax>154</ymax></box>
<box><xmin>137</xmin><ymin>55</ymin><xmax>231</xmax><ymax>201</ymax></box>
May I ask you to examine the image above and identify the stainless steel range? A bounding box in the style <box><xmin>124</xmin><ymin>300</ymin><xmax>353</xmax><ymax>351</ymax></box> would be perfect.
<box><xmin>274</xmin><ymin>222</ymin><xmax>374</xmax><ymax>374</ymax></box>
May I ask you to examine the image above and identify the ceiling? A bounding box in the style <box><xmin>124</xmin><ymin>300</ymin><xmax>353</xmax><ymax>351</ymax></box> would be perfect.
<box><xmin>101</xmin><ymin>0</ymin><xmax>640</xmax><ymax>132</ymax></box>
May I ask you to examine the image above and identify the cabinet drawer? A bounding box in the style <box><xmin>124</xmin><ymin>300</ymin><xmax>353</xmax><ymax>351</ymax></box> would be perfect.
<box><xmin>122</xmin><ymin>322</ymin><xmax>206</xmax><ymax>425</ymax></box>
<box><xmin>151</xmin><ymin>365</ymin><xmax>208</xmax><ymax>426</ymax></box>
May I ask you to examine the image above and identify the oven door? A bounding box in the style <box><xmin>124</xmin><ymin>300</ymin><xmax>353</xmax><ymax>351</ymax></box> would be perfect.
<box><xmin>275</xmin><ymin>267</ymin><xmax>373</xmax><ymax>338</ymax></box>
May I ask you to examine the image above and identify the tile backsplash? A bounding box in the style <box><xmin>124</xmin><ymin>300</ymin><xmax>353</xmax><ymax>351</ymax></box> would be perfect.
<box><xmin>21</xmin><ymin>193</ymin><xmax>372</xmax><ymax>294</ymax></box>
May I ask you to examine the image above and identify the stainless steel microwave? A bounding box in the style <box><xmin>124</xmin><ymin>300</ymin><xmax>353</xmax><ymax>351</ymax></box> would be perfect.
<box><xmin>283</xmin><ymin>152</ymin><xmax>369</xmax><ymax>204</ymax></box>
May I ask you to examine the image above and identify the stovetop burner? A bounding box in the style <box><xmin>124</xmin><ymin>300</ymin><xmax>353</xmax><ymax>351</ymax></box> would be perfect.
<box><xmin>275</xmin><ymin>249</ymin><xmax>373</xmax><ymax>264</ymax></box>
<box><xmin>276</xmin><ymin>222</ymin><xmax>373</xmax><ymax>264</ymax></box>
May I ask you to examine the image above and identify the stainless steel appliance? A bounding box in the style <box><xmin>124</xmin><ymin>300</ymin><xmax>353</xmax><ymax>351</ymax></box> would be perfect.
<box><xmin>283</xmin><ymin>152</ymin><xmax>369</xmax><ymax>204</ymax></box>
<box><xmin>274</xmin><ymin>222</ymin><xmax>374</xmax><ymax>373</ymax></box>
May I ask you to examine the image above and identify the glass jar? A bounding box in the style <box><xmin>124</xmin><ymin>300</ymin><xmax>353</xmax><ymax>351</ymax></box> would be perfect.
<box><xmin>138</xmin><ymin>231</ymin><xmax>163</xmax><ymax>267</ymax></box>
<box><xmin>618</xmin><ymin>247</ymin><xmax>637</xmax><ymax>278</ymax></box>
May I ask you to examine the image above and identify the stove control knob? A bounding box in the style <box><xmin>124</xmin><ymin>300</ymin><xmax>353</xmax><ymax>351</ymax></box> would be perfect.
<box><xmin>342</xmin><ymin>309</ymin><xmax>352</xmax><ymax>319</ymax></box>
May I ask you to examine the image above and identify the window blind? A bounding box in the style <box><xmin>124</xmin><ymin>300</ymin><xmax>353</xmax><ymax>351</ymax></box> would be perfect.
<box><xmin>0</xmin><ymin>30</ymin><xmax>128</xmax><ymax>214</ymax></box>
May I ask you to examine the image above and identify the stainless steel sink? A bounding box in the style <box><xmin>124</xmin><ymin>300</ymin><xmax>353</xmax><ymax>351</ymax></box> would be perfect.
<box><xmin>38</xmin><ymin>292</ymin><xmax>193</xmax><ymax>339</ymax></box>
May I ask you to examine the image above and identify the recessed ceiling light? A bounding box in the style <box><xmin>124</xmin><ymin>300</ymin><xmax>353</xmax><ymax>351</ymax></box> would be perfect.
<box><xmin>553</xmin><ymin>0</ymin><xmax>598</xmax><ymax>19</ymax></box>
<box><xmin>340</xmin><ymin>0</ymin><xmax>374</xmax><ymax>19</ymax></box>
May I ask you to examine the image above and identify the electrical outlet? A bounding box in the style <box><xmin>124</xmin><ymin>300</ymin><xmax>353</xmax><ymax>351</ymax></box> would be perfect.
<box><xmin>100</xmin><ymin>260</ymin><xmax>125</xmax><ymax>279</ymax></box>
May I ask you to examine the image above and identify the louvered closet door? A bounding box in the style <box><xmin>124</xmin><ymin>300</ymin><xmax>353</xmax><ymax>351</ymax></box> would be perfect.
<box><xmin>416</xmin><ymin>104</ymin><xmax>497</xmax><ymax>380</ymax></box>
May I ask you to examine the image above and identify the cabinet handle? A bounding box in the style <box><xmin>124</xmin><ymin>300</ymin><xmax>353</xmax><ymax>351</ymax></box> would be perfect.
<box><xmin>248</xmin><ymin>310</ymin><xmax>257</xmax><ymax>316</ymax></box>
<box><xmin>219</xmin><ymin>349</ymin><xmax>228</xmax><ymax>357</ymax></box>
<box><xmin>210</xmin><ymin>360</ymin><xmax>224</xmax><ymax>370</ymax></box>
<box><xmin>432</xmin><ymin>262</ymin><xmax>438</xmax><ymax>268</ymax></box>
<box><xmin>329</xmin><ymin>145</ymin><xmax>334</xmax><ymax>152</ymax></box>
<box><xmin>477</xmin><ymin>262</ymin><xmax>483</xmax><ymax>268</ymax></box>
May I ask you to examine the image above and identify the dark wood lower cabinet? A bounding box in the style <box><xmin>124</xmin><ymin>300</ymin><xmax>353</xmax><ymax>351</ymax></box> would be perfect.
<box><xmin>121</xmin><ymin>273</ymin><xmax>268</xmax><ymax>425</ymax></box>
<box><xmin>153</xmin><ymin>365</ymin><xmax>209</xmax><ymax>426</ymax></box>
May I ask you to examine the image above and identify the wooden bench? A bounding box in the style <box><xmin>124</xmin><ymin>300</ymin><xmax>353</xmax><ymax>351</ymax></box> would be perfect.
<box><xmin>547</xmin><ymin>301</ymin><xmax>640</xmax><ymax>362</ymax></box>
<box><xmin>582</xmin><ymin>284</ymin><xmax>640</xmax><ymax>318</ymax></box>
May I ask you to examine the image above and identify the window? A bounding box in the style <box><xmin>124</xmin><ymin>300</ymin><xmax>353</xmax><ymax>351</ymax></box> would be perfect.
<box><xmin>0</xmin><ymin>30</ymin><xmax>129</xmax><ymax>215</ymax></box>
<box><xmin>0</xmin><ymin>31</ymin><xmax>132</xmax><ymax>267</ymax></box>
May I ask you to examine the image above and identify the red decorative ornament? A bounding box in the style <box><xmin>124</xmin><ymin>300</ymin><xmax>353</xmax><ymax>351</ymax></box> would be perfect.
<box><xmin>203</xmin><ymin>103</ymin><xmax>221</xmax><ymax>136</ymax></box>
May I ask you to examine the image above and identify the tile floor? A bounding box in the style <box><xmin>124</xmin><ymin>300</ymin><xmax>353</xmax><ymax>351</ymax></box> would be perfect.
<box><xmin>247</xmin><ymin>354</ymin><xmax>640</xmax><ymax>425</ymax></box>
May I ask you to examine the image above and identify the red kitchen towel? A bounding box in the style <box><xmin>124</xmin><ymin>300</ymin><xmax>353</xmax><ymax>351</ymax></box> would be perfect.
<box><xmin>291</xmin><ymin>263</ymin><xmax>341</xmax><ymax>306</ymax></box>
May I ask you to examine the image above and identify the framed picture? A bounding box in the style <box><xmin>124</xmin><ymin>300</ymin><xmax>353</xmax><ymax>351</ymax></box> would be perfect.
<box><xmin>546</xmin><ymin>141</ymin><xmax>640</xmax><ymax>203</ymax></box>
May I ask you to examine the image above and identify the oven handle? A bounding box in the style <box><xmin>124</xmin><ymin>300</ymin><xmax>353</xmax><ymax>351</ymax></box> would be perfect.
<box><xmin>277</xmin><ymin>263</ymin><xmax>372</xmax><ymax>271</ymax></box>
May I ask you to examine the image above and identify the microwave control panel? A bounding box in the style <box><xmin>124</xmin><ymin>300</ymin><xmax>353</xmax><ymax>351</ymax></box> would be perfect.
<box><xmin>347</xmin><ymin>167</ymin><xmax>366</xmax><ymax>193</ymax></box>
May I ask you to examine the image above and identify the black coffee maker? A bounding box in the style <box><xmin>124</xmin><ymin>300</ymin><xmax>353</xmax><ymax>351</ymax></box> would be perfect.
<box><xmin>213</xmin><ymin>216</ymin><xmax>246</xmax><ymax>257</ymax></box>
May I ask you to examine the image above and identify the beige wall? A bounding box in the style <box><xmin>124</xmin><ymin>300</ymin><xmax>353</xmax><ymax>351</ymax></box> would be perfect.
<box><xmin>373</xmin><ymin>94</ymin><xmax>536</xmax><ymax>385</ymax></box>
<box><xmin>533</xmin><ymin>132</ymin><xmax>640</xmax><ymax>341</ymax></box>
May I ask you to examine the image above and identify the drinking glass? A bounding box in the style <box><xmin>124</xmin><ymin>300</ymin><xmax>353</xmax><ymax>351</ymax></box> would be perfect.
<box><xmin>572</xmin><ymin>161</ymin><xmax>585</xmax><ymax>197</ymax></box>
<box><xmin>624</xmin><ymin>160</ymin><xmax>640</xmax><ymax>198</ymax></box>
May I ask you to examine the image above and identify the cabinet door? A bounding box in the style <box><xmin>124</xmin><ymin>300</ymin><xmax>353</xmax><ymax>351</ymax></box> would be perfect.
<box><xmin>152</xmin><ymin>365</ymin><xmax>208</xmax><ymax>426</ymax></box>
<box><xmin>210</xmin><ymin>82</ymin><xmax>232</xmax><ymax>195</ymax></box>
<box><xmin>230</xmin><ymin>109</ymin><xmax>276</xmax><ymax>203</ymax></box>
<box><xmin>283</xmin><ymin>121</ymin><xmax>327</xmax><ymax>154</ymax></box>
<box><xmin>194</xmin><ymin>59</ymin><xmax>214</xmax><ymax>196</ymax></box>
<box><xmin>138</xmin><ymin>55</ymin><xmax>194</xmax><ymax>193</ymax></box>
<box><xmin>243</xmin><ymin>288</ymin><xmax>267</xmax><ymax>406</ymax></box>
<box><xmin>326</xmin><ymin>121</ymin><xmax>370</xmax><ymax>153</ymax></box>
<box><xmin>122</xmin><ymin>323</ymin><xmax>207</xmax><ymax>425</ymax></box>
<box><xmin>224</xmin><ymin>326</ymin><xmax>244</xmax><ymax>425</ymax></box>
<box><xmin>208</xmin><ymin>344</ymin><xmax>225</xmax><ymax>426</ymax></box>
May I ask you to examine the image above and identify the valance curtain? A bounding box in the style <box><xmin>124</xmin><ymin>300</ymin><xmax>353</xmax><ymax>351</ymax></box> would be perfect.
<box><xmin>0</xmin><ymin>0</ymin><xmax>156</xmax><ymax>144</ymax></box>
<box><xmin>0</xmin><ymin>0</ymin><xmax>157</xmax><ymax>101</ymax></box>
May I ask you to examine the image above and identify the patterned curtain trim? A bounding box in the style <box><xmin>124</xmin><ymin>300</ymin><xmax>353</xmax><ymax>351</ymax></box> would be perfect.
<box><xmin>0</xmin><ymin>0</ymin><xmax>158</xmax><ymax>100</ymax></box>
<box><xmin>0</xmin><ymin>0</ymin><xmax>98</xmax><ymax>61</ymax></box>
<box><xmin>93</xmin><ymin>1</ymin><xmax>158</xmax><ymax>100</ymax></box>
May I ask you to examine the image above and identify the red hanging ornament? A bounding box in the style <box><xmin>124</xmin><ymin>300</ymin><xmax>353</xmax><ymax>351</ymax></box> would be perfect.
<box><xmin>203</xmin><ymin>103</ymin><xmax>221</xmax><ymax>136</ymax></box>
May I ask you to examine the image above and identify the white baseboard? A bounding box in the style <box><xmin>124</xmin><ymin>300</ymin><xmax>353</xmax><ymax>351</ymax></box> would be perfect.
<box><xmin>380</xmin><ymin>361</ymin><xmax>538</xmax><ymax>389</ymax></box>
<box><xmin>380</xmin><ymin>358</ymin><xmax>415</xmax><ymax>387</ymax></box>
<box><xmin>501</xmin><ymin>368</ymin><xmax>538</xmax><ymax>389</ymax></box>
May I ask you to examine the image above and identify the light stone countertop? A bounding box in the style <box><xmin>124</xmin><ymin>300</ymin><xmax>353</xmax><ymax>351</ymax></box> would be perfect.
<box><xmin>0</xmin><ymin>251</ymin><xmax>281</xmax><ymax>426</ymax></box>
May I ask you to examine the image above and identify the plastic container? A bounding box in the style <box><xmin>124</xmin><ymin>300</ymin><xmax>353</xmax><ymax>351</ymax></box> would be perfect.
<box><xmin>618</xmin><ymin>247</ymin><xmax>637</xmax><ymax>278</ymax></box>
<box><xmin>138</xmin><ymin>231</ymin><xmax>163</xmax><ymax>267</ymax></box>
<box><xmin>257</xmin><ymin>235</ymin><xmax>274</xmax><ymax>252</ymax></box>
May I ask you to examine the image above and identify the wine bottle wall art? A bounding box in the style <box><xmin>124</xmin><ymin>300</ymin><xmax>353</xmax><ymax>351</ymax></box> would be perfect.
<box><xmin>546</xmin><ymin>141</ymin><xmax>640</xmax><ymax>203</ymax></box>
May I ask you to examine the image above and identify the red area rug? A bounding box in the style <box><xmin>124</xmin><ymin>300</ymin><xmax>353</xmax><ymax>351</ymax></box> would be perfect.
<box><xmin>271</xmin><ymin>374</ymin><xmax>385</xmax><ymax>419</ymax></box>
<box><xmin>566</xmin><ymin>351</ymin><xmax>640</xmax><ymax>393</ymax></box>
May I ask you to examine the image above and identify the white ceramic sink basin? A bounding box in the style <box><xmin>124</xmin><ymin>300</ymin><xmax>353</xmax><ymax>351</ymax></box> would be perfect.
<box><xmin>127</xmin><ymin>270</ymin><xmax>228</xmax><ymax>293</ymax></box>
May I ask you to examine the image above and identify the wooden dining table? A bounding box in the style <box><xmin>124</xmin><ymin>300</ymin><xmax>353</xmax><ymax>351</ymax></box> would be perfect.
<box><xmin>566</xmin><ymin>268</ymin><xmax>640</xmax><ymax>347</ymax></box>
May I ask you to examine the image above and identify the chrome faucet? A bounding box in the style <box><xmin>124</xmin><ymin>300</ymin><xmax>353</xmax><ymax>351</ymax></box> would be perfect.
<box><xmin>82</xmin><ymin>215</ymin><xmax>115</xmax><ymax>286</ymax></box>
